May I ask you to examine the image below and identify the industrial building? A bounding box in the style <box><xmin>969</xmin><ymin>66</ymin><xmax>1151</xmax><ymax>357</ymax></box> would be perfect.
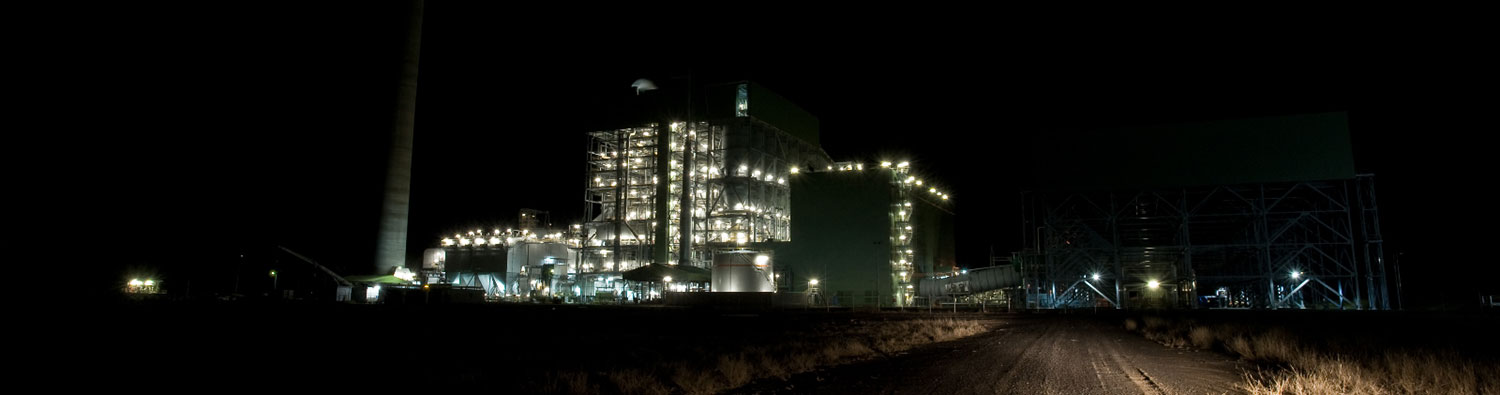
<box><xmin>1014</xmin><ymin>112</ymin><xmax>1390</xmax><ymax>310</ymax></box>
<box><xmin>908</xmin><ymin>112</ymin><xmax>1391</xmax><ymax>311</ymax></box>
<box><xmin>419</xmin><ymin>81</ymin><xmax>957</xmax><ymax>307</ymax></box>
<box><xmin>410</xmin><ymin>83</ymin><xmax>1387</xmax><ymax>311</ymax></box>
<box><xmin>772</xmin><ymin>164</ymin><xmax>956</xmax><ymax>307</ymax></box>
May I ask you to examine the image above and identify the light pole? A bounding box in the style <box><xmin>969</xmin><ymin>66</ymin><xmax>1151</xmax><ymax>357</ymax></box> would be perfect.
<box><xmin>270</xmin><ymin>270</ymin><xmax>278</xmax><ymax>293</ymax></box>
<box><xmin>809</xmin><ymin>279</ymin><xmax>822</xmax><ymax>311</ymax></box>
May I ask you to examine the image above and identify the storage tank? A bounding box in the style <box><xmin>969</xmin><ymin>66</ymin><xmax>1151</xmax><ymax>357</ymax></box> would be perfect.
<box><xmin>712</xmin><ymin>250</ymin><xmax>774</xmax><ymax>292</ymax></box>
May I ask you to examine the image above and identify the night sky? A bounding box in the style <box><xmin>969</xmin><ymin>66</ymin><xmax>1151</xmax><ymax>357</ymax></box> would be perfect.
<box><xmin>94</xmin><ymin>3</ymin><xmax>1494</xmax><ymax>308</ymax></box>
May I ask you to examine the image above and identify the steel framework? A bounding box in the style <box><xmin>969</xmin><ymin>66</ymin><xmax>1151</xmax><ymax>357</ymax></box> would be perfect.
<box><xmin>876</xmin><ymin>161</ymin><xmax>954</xmax><ymax>307</ymax></box>
<box><xmin>1021</xmin><ymin>175</ymin><xmax>1389</xmax><ymax>310</ymax></box>
<box><xmin>577</xmin><ymin>117</ymin><xmax>829</xmax><ymax>300</ymax></box>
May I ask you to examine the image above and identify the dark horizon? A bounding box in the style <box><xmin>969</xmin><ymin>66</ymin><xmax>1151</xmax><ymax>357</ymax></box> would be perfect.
<box><xmin>92</xmin><ymin>3</ymin><xmax>1495</xmax><ymax>309</ymax></box>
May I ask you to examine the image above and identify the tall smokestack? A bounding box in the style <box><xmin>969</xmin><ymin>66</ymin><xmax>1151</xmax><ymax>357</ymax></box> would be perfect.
<box><xmin>375</xmin><ymin>0</ymin><xmax>423</xmax><ymax>275</ymax></box>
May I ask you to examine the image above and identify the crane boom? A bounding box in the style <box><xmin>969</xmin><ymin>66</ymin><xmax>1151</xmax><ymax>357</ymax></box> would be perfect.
<box><xmin>277</xmin><ymin>246</ymin><xmax>353</xmax><ymax>287</ymax></box>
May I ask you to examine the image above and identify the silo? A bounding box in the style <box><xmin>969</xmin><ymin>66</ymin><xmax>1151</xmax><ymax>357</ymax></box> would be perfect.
<box><xmin>712</xmin><ymin>250</ymin><xmax>774</xmax><ymax>292</ymax></box>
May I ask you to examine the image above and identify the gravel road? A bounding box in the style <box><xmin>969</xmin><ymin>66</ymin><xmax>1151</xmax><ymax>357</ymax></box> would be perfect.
<box><xmin>733</xmin><ymin>314</ymin><xmax>1245</xmax><ymax>394</ymax></box>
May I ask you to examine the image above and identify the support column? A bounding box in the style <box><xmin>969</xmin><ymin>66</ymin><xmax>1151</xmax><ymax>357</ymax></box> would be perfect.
<box><xmin>614</xmin><ymin>132</ymin><xmax>625</xmax><ymax>272</ymax></box>
<box><xmin>1260</xmin><ymin>185</ymin><xmax>1276</xmax><ymax>309</ymax></box>
<box><xmin>679</xmin><ymin>130</ymin><xmax>694</xmax><ymax>267</ymax></box>
<box><xmin>1110</xmin><ymin>192</ymin><xmax>1125</xmax><ymax>310</ymax></box>
<box><xmin>655</xmin><ymin>123</ymin><xmax>670</xmax><ymax>265</ymax></box>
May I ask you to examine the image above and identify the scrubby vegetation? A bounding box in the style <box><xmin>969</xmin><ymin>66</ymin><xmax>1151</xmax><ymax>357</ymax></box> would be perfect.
<box><xmin>1123</xmin><ymin>313</ymin><xmax>1500</xmax><ymax>395</ymax></box>
<box><xmin>530</xmin><ymin>318</ymin><xmax>987</xmax><ymax>394</ymax></box>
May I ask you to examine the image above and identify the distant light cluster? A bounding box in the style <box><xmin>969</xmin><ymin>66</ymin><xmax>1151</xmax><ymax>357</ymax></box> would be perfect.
<box><xmin>806</xmin><ymin>158</ymin><xmax>952</xmax><ymax>202</ymax></box>
<box><xmin>439</xmin><ymin>227</ymin><xmax>575</xmax><ymax>248</ymax></box>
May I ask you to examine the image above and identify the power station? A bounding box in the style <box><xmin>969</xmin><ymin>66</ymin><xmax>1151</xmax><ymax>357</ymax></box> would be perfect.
<box><xmin>400</xmin><ymin>81</ymin><xmax>957</xmax><ymax>308</ymax></box>
<box><xmin>345</xmin><ymin>80</ymin><xmax>1389</xmax><ymax>311</ymax></box>
<box><xmin>1016</xmin><ymin>112</ymin><xmax>1390</xmax><ymax>310</ymax></box>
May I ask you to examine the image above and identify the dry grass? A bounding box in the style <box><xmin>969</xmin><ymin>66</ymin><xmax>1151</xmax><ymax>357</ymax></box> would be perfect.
<box><xmin>608</xmin><ymin>370</ymin><xmax>672</xmax><ymax>395</ymax></box>
<box><xmin>1188</xmin><ymin>326</ymin><xmax>1216</xmax><ymax>350</ymax></box>
<box><xmin>670</xmin><ymin>362</ymin><xmax>720</xmax><ymax>394</ymax></box>
<box><xmin>1239</xmin><ymin>351</ymin><xmax>1500</xmax><ymax>395</ymax></box>
<box><xmin>538</xmin><ymin>371</ymin><xmax>597</xmax><ymax>395</ymax></box>
<box><xmin>746</xmin><ymin>346</ymin><xmax>788</xmax><ymax>379</ymax></box>
<box><xmin>1127</xmin><ymin>315</ymin><xmax>1500</xmax><ymax>395</ymax></box>
<box><xmin>717</xmin><ymin>354</ymin><xmax>754</xmax><ymax>387</ymax></box>
<box><xmin>537</xmin><ymin>318</ymin><xmax>985</xmax><ymax>394</ymax></box>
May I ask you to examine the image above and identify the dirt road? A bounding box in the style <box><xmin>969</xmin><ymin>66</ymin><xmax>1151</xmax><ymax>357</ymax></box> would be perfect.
<box><xmin>733</xmin><ymin>314</ymin><xmax>1246</xmax><ymax>394</ymax></box>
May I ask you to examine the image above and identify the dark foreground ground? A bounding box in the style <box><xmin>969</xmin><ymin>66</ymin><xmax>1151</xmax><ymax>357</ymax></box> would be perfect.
<box><xmin>732</xmin><ymin>314</ymin><xmax>1244</xmax><ymax>395</ymax></box>
<box><xmin>66</xmin><ymin>302</ymin><xmax>985</xmax><ymax>391</ymax></box>
<box><xmin>730</xmin><ymin>310</ymin><xmax>1500</xmax><ymax>395</ymax></box>
<box><xmin>62</xmin><ymin>302</ymin><xmax>1499</xmax><ymax>393</ymax></box>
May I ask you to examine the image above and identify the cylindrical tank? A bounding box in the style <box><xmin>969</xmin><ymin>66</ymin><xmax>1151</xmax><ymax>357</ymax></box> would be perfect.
<box><xmin>712</xmin><ymin>250</ymin><xmax>774</xmax><ymax>292</ymax></box>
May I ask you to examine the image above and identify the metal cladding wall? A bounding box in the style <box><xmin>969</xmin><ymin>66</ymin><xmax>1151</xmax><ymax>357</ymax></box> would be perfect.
<box><xmin>442</xmin><ymin>246</ymin><xmax>506</xmax><ymax>273</ymax></box>
<box><xmin>771</xmin><ymin>171</ymin><xmax>893</xmax><ymax>307</ymax></box>
<box><xmin>913</xmin><ymin>195</ymin><xmax>957</xmax><ymax>275</ymax></box>
<box><xmin>1034</xmin><ymin>112</ymin><xmax>1356</xmax><ymax>190</ymax></box>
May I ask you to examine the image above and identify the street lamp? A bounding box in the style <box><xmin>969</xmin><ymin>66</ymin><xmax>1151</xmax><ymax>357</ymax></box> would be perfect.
<box><xmin>809</xmin><ymin>279</ymin><xmax>824</xmax><ymax>311</ymax></box>
<box><xmin>1147</xmin><ymin>280</ymin><xmax>1160</xmax><ymax>289</ymax></box>
<box><xmin>270</xmin><ymin>270</ymin><xmax>278</xmax><ymax>291</ymax></box>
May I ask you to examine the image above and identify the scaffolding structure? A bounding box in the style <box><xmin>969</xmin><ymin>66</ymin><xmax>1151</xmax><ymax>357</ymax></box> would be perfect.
<box><xmin>887</xmin><ymin>162</ymin><xmax>916</xmax><ymax>306</ymax></box>
<box><xmin>578</xmin><ymin>116</ymin><xmax>829</xmax><ymax>300</ymax></box>
<box><xmin>874</xmin><ymin>160</ymin><xmax>955</xmax><ymax>307</ymax></box>
<box><xmin>1021</xmin><ymin>175</ymin><xmax>1389</xmax><ymax>310</ymax></box>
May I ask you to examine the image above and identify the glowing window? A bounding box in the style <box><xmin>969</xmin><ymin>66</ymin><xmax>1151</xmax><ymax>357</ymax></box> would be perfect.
<box><xmin>735</xmin><ymin>84</ymin><xmax>749</xmax><ymax>117</ymax></box>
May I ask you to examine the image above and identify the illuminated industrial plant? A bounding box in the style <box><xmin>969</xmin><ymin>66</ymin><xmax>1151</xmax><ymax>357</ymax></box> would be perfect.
<box><xmin>336</xmin><ymin>84</ymin><xmax>1381</xmax><ymax>312</ymax></box>
<box><xmin>408</xmin><ymin>81</ymin><xmax>958</xmax><ymax>307</ymax></box>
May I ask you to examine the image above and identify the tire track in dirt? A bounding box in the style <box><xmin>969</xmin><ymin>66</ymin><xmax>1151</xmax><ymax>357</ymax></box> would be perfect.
<box><xmin>731</xmin><ymin>315</ymin><xmax>1244</xmax><ymax>395</ymax></box>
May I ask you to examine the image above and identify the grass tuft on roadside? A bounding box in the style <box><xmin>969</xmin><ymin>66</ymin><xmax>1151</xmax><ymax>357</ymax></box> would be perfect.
<box><xmin>1125</xmin><ymin>315</ymin><xmax>1500</xmax><ymax>395</ymax></box>
<box><xmin>527</xmin><ymin>318</ymin><xmax>986</xmax><ymax>394</ymax></box>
